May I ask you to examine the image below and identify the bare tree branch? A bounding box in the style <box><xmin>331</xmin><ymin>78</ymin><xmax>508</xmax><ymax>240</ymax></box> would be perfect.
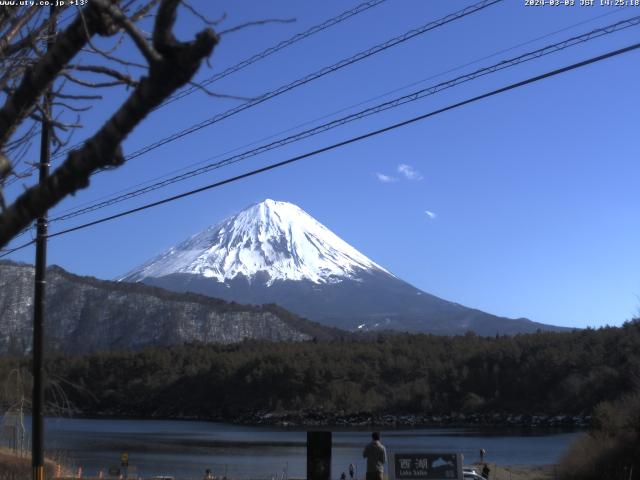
<box><xmin>62</xmin><ymin>71</ymin><xmax>131</xmax><ymax>89</ymax></box>
<box><xmin>218</xmin><ymin>18</ymin><xmax>295</xmax><ymax>37</ymax></box>
<box><xmin>79</xmin><ymin>41</ymin><xmax>148</xmax><ymax>70</ymax></box>
<box><xmin>51</xmin><ymin>101</ymin><xmax>92</xmax><ymax>113</ymax></box>
<box><xmin>153</xmin><ymin>0</ymin><xmax>181</xmax><ymax>54</ymax></box>
<box><xmin>182</xmin><ymin>0</ymin><xmax>226</xmax><ymax>27</ymax></box>
<box><xmin>0</xmin><ymin>2</ymin><xmax>115</xmax><ymax>148</ymax></box>
<box><xmin>92</xmin><ymin>0</ymin><xmax>162</xmax><ymax>64</ymax></box>
<box><xmin>67</xmin><ymin>64</ymin><xmax>138</xmax><ymax>87</ymax></box>
<box><xmin>186</xmin><ymin>80</ymin><xmax>254</xmax><ymax>101</ymax></box>
<box><xmin>0</xmin><ymin>153</ymin><xmax>10</xmax><ymax>179</ymax></box>
<box><xmin>0</xmin><ymin>7</ymin><xmax>39</xmax><ymax>57</ymax></box>
<box><xmin>129</xmin><ymin>0</ymin><xmax>161</xmax><ymax>23</ymax></box>
<box><xmin>0</xmin><ymin>8</ymin><xmax>15</xmax><ymax>33</ymax></box>
<box><xmin>3</xmin><ymin>122</ymin><xmax>39</xmax><ymax>154</ymax></box>
<box><xmin>29</xmin><ymin>111</ymin><xmax>81</xmax><ymax>131</ymax></box>
<box><xmin>0</xmin><ymin>0</ymin><xmax>218</xmax><ymax>247</ymax></box>
<box><xmin>53</xmin><ymin>91</ymin><xmax>102</xmax><ymax>101</ymax></box>
<box><xmin>7</xmin><ymin>133</ymin><xmax>34</xmax><ymax>168</ymax></box>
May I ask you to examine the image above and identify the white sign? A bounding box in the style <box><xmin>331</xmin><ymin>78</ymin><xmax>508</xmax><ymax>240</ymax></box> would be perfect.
<box><xmin>389</xmin><ymin>452</ymin><xmax>463</xmax><ymax>480</ymax></box>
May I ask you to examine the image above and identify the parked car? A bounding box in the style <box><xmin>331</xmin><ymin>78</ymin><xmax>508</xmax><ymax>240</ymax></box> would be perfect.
<box><xmin>463</xmin><ymin>473</ymin><xmax>485</xmax><ymax>480</ymax></box>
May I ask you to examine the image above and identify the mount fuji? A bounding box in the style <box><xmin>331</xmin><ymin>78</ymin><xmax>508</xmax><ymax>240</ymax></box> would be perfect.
<box><xmin>121</xmin><ymin>199</ymin><xmax>564</xmax><ymax>335</ymax></box>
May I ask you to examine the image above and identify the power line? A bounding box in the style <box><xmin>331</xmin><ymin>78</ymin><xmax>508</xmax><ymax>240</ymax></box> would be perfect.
<box><xmin>47</xmin><ymin>0</ymin><xmax>389</xmax><ymax>164</ymax></box>
<box><xmin>47</xmin><ymin>14</ymin><xmax>640</xmax><ymax>224</ymax></box>
<box><xmin>38</xmin><ymin>41</ymin><xmax>640</xmax><ymax>243</ymax></box>
<box><xmin>4</xmin><ymin>40</ymin><xmax>637</xmax><ymax>255</ymax></box>
<box><xmin>93</xmin><ymin>0</ymin><xmax>504</xmax><ymax>164</ymax></box>
<box><xmin>2</xmin><ymin>7</ymin><xmax>107</xmax><ymax>186</ymax></box>
<box><xmin>0</xmin><ymin>239</ymin><xmax>35</xmax><ymax>258</ymax></box>
<box><xmin>49</xmin><ymin>5</ymin><xmax>630</xmax><ymax>220</ymax></box>
<box><xmin>159</xmin><ymin>0</ymin><xmax>388</xmax><ymax>109</ymax></box>
<box><xmin>1</xmin><ymin>0</ymin><xmax>386</xmax><ymax>188</ymax></box>
<box><xmin>7</xmin><ymin>4</ymin><xmax>625</xmax><ymax>191</ymax></box>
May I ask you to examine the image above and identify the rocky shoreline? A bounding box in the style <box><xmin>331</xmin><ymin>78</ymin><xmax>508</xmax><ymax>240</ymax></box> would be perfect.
<box><xmin>228</xmin><ymin>410</ymin><xmax>591</xmax><ymax>429</ymax></box>
<box><xmin>63</xmin><ymin>407</ymin><xmax>591</xmax><ymax>429</ymax></box>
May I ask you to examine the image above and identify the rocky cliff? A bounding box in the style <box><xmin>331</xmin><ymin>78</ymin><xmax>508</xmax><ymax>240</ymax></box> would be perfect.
<box><xmin>0</xmin><ymin>261</ymin><xmax>337</xmax><ymax>354</ymax></box>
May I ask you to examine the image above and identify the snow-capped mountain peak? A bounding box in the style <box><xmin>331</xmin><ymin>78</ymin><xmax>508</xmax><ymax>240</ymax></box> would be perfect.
<box><xmin>121</xmin><ymin>199</ymin><xmax>391</xmax><ymax>285</ymax></box>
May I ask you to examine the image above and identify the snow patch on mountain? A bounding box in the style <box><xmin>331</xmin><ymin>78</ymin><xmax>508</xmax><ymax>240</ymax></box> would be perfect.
<box><xmin>121</xmin><ymin>199</ymin><xmax>392</xmax><ymax>286</ymax></box>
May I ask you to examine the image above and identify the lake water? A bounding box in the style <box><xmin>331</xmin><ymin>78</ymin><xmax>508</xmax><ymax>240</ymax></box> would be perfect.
<box><xmin>14</xmin><ymin>417</ymin><xmax>581</xmax><ymax>479</ymax></box>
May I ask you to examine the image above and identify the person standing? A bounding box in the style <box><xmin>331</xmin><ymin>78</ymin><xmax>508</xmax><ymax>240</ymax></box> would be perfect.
<box><xmin>203</xmin><ymin>468</ymin><xmax>214</xmax><ymax>480</ymax></box>
<box><xmin>362</xmin><ymin>432</ymin><xmax>387</xmax><ymax>480</ymax></box>
<box><xmin>349</xmin><ymin>463</ymin><xmax>356</xmax><ymax>480</ymax></box>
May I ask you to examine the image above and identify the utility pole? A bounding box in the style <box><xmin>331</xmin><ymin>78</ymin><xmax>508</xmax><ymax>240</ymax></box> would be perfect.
<box><xmin>32</xmin><ymin>6</ymin><xmax>55</xmax><ymax>480</ymax></box>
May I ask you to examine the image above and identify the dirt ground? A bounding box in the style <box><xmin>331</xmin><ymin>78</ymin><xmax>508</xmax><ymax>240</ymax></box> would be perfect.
<box><xmin>475</xmin><ymin>463</ymin><xmax>559</xmax><ymax>480</ymax></box>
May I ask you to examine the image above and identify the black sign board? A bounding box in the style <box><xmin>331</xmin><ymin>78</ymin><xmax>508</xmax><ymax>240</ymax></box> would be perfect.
<box><xmin>391</xmin><ymin>453</ymin><xmax>462</xmax><ymax>480</ymax></box>
<box><xmin>307</xmin><ymin>431</ymin><xmax>332</xmax><ymax>480</ymax></box>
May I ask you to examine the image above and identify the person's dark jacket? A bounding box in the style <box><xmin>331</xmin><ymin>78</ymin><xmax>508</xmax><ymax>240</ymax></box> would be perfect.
<box><xmin>363</xmin><ymin>440</ymin><xmax>387</xmax><ymax>473</ymax></box>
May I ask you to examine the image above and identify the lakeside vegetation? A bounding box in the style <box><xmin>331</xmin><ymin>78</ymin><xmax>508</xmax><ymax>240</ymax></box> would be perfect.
<box><xmin>0</xmin><ymin>447</ymin><xmax>57</xmax><ymax>480</ymax></box>
<box><xmin>1</xmin><ymin>321</ymin><xmax>638</xmax><ymax>418</ymax></box>
<box><xmin>557</xmin><ymin>390</ymin><xmax>639</xmax><ymax>480</ymax></box>
<box><xmin>1</xmin><ymin>321</ymin><xmax>638</xmax><ymax>479</ymax></box>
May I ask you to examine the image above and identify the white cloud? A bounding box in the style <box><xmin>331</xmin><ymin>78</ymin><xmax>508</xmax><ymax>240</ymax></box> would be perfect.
<box><xmin>398</xmin><ymin>164</ymin><xmax>423</xmax><ymax>181</ymax></box>
<box><xmin>376</xmin><ymin>173</ymin><xmax>397</xmax><ymax>183</ymax></box>
<box><xmin>425</xmin><ymin>210</ymin><xmax>437</xmax><ymax>219</ymax></box>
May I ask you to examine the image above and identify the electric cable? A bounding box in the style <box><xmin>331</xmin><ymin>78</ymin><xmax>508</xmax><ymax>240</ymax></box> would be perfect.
<box><xmin>48</xmin><ymin>5</ymin><xmax>630</xmax><ymax>220</ymax></box>
<box><xmin>0</xmin><ymin>239</ymin><xmax>34</xmax><ymax>258</ymax></box>
<box><xmin>47</xmin><ymin>14</ymin><xmax>640</xmax><ymax>224</ymax></box>
<box><xmin>159</xmin><ymin>0</ymin><xmax>389</xmax><ymax>109</ymax></box>
<box><xmin>20</xmin><ymin>0</ymin><xmax>501</xmax><ymax>174</ymax></box>
<box><xmin>48</xmin><ymin>0</ymin><xmax>389</xmax><ymax>162</ymax></box>
<box><xmin>6</xmin><ymin>0</ymin><xmax>389</xmax><ymax>183</ymax></box>
<box><xmin>119</xmin><ymin>0</ymin><xmax>503</xmax><ymax>163</ymax></box>
<box><xmin>36</xmin><ymin>41</ymin><xmax>640</xmax><ymax>244</ymax></box>
<box><xmin>4</xmin><ymin>40</ymin><xmax>638</xmax><ymax>254</ymax></box>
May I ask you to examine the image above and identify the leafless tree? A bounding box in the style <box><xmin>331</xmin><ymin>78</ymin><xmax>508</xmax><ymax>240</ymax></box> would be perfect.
<box><xmin>0</xmin><ymin>0</ymin><xmax>222</xmax><ymax>249</ymax></box>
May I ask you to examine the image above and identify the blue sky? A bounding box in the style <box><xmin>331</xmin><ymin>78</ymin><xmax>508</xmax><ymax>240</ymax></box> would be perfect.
<box><xmin>4</xmin><ymin>0</ymin><xmax>640</xmax><ymax>328</ymax></box>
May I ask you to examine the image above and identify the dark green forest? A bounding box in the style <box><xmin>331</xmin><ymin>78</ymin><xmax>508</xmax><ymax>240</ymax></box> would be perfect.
<box><xmin>2</xmin><ymin>321</ymin><xmax>638</xmax><ymax>419</ymax></box>
<box><xmin>2</xmin><ymin>322</ymin><xmax>639</xmax><ymax>478</ymax></box>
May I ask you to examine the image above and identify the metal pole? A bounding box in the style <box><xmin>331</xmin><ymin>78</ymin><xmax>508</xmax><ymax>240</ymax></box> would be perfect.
<box><xmin>32</xmin><ymin>6</ymin><xmax>55</xmax><ymax>480</ymax></box>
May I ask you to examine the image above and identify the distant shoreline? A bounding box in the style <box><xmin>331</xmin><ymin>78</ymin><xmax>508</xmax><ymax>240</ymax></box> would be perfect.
<box><xmin>230</xmin><ymin>411</ymin><xmax>590</xmax><ymax>429</ymax></box>
<box><xmin>57</xmin><ymin>410</ymin><xmax>590</xmax><ymax>429</ymax></box>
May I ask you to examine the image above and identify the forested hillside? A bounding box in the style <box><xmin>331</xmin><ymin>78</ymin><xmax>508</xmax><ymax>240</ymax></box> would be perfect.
<box><xmin>0</xmin><ymin>261</ymin><xmax>343</xmax><ymax>355</ymax></box>
<box><xmin>2</xmin><ymin>321</ymin><xmax>637</xmax><ymax>421</ymax></box>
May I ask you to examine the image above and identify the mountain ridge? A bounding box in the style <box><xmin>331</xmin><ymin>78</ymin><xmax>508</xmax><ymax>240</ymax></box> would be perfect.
<box><xmin>0</xmin><ymin>260</ymin><xmax>341</xmax><ymax>355</ymax></box>
<box><xmin>121</xmin><ymin>199</ymin><xmax>390</xmax><ymax>286</ymax></box>
<box><xmin>123</xmin><ymin>199</ymin><xmax>568</xmax><ymax>335</ymax></box>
